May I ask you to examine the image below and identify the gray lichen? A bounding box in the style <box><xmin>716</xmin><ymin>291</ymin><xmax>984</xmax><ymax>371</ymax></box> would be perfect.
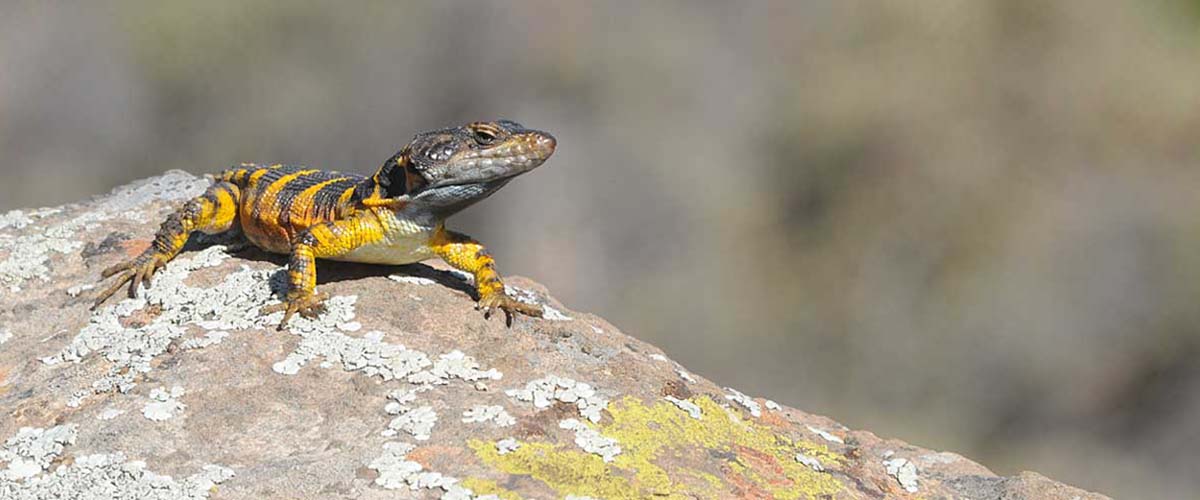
<box><xmin>505</xmin><ymin>375</ymin><xmax>609</xmax><ymax>423</ymax></box>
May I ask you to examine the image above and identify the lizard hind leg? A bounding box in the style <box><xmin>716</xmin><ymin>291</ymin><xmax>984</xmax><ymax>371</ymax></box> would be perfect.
<box><xmin>91</xmin><ymin>181</ymin><xmax>241</xmax><ymax>309</ymax></box>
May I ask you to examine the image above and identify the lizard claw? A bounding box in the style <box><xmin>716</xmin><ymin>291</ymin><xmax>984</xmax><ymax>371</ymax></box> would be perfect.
<box><xmin>262</xmin><ymin>291</ymin><xmax>329</xmax><ymax>330</ymax></box>
<box><xmin>92</xmin><ymin>253</ymin><xmax>167</xmax><ymax>309</ymax></box>
<box><xmin>477</xmin><ymin>293</ymin><xmax>543</xmax><ymax>327</ymax></box>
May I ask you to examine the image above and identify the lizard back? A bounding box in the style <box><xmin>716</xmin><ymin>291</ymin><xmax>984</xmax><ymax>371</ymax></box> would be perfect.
<box><xmin>221</xmin><ymin>164</ymin><xmax>369</xmax><ymax>253</ymax></box>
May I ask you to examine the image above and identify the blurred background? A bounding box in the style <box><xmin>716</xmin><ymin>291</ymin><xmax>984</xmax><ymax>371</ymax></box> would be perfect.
<box><xmin>2</xmin><ymin>1</ymin><xmax>1198</xmax><ymax>497</ymax></box>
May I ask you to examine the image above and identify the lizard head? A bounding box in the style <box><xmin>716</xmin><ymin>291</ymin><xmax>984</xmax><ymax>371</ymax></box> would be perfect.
<box><xmin>373</xmin><ymin>120</ymin><xmax>556</xmax><ymax>214</ymax></box>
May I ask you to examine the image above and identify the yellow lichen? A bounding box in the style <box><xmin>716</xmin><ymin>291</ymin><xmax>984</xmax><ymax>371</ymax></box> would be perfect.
<box><xmin>469</xmin><ymin>396</ymin><xmax>845</xmax><ymax>499</ymax></box>
<box><xmin>470</xmin><ymin>441</ymin><xmax>641</xmax><ymax>499</ymax></box>
<box><xmin>460</xmin><ymin>477</ymin><xmax>522</xmax><ymax>500</ymax></box>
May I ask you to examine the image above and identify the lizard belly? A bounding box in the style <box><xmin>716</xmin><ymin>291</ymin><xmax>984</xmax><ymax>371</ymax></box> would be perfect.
<box><xmin>330</xmin><ymin>209</ymin><xmax>436</xmax><ymax>265</ymax></box>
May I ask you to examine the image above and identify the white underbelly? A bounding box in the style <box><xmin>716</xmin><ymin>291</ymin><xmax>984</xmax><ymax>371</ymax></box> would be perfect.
<box><xmin>330</xmin><ymin>208</ymin><xmax>436</xmax><ymax>265</ymax></box>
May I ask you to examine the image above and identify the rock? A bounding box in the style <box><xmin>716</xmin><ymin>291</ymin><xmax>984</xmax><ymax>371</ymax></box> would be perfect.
<box><xmin>0</xmin><ymin>171</ymin><xmax>1109</xmax><ymax>499</ymax></box>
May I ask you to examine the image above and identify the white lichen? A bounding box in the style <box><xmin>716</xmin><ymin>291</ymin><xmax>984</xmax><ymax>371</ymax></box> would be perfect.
<box><xmin>0</xmin><ymin>210</ymin><xmax>34</xmax><ymax>231</ymax></box>
<box><xmin>676</xmin><ymin>369</ymin><xmax>696</xmax><ymax>383</ymax></box>
<box><xmin>664</xmin><ymin>396</ymin><xmax>703</xmax><ymax>419</ymax></box>
<box><xmin>269</xmin><ymin>301</ymin><xmax>433</xmax><ymax>381</ymax></box>
<box><xmin>558</xmin><ymin>418</ymin><xmax>621</xmax><ymax>463</ymax></box>
<box><xmin>917</xmin><ymin>452</ymin><xmax>961</xmax><ymax>465</ymax></box>
<box><xmin>648</xmin><ymin>353</ymin><xmax>668</xmax><ymax>362</ymax></box>
<box><xmin>0</xmin><ymin>328</ymin><xmax>10</xmax><ymax>346</ymax></box>
<box><xmin>495</xmin><ymin>438</ymin><xmax>520</xmax><ymax>455</ymax></box>
<box><xmin>503</xmin><ymin>284</ymin><xmax>571</xmax><ymax>321</ymax></box>
<box><xmin>765</xmin><ymin>400</ymin><xmax>782</xmax><ymax>411</ymax></box>
<box><xmin>96</xmin><ymin>408</ymin><xmax>125</xmax><ymax>421</ymax></box>
<box><xmin>142</xmin><ymin>386</ymin><xmax>186</xmax><ymax>421</ymax></box>
<box><xmin>0</xmin><ymin>425</ymin><xmax>77</xmax><ymax>481</ymax></box>
<box><xmin>0</xmin><ymin>451</ymin><xmax>233</xmax><ymax>500</ymax></box>
<box><xmin>42</xmin><ymin>246</ymin><xmax>269</xmax><ymax>402</ymax></box>
<box><xmin>65</xmin><ymin>284</ymin><xmax>94</xmax><ymax>297</ymax></box>
<box><xmin>795</xmin><ymin>453</ymin><xmax>824</xmax><ymax>472</ymax></box>
<box><xmin>368</xmin><ymin>442</ymin><xmax>485</xmax><ymax>499</ymax></box>
<box><xmin>0</xmin><ymin>214</ymin><xmax>94</xmax><ymax>290</ymax></box>
<box><xmin>506</xmin><ymin>375</ymin><xmax>609</xmax><ymax>423</ymax></box>
<box><xmin>883</xmin><ymin>457</ymin><xmax>919</xmax><ymax>493</ymax></box>
<box><xmin>408</xmin><ymin>350</ymin><xmax>502</xmax><ymax>386</ymax></box>
<box><xmin>388</xmin><ymin>275</ymin><xmax>436</xmax><ymax>286</ymax></box>
<box><xmin>724</xmin><ymin>387</ymin><xmax>761</xmax><ymax>418</ymax></box>
<box><xmin>179</xmin><ymin>330</ymin><xmax>228</xmax><ymax>350</ymax></box>
<box><xmin>806</xmin><ymin>425</ymin><xmax>844</xmax><ymax>444</ymax></box>
<box><xmin>387</xmin><ymin>406</ymin><xmax>438</xmax><ymax>441</ymax></box>
<box><xmin>461</xmin><ymin>405</ymin><xmax>515</xmax><ymax>427</ymax></box>
<box><xmin>0</xmin><ymin>171</ymin><xmax>204</xmax><ymax>293</ymax></box>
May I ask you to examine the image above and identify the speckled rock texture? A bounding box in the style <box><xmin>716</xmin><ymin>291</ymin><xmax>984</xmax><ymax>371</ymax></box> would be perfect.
<box><xmin>0</xmin><ymin>172</ymin><xmax>1109</xmax><ymax>499</ymax></box>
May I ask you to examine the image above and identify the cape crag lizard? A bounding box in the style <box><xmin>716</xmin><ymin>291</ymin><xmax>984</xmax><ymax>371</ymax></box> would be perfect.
<box><xmin>91</xmin><ymin>120</ymin><xmax>557</xmax><ymax>329</ymax></box>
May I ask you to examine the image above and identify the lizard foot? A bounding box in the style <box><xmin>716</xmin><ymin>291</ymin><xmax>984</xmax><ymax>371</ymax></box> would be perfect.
<box><xmin>478</xmin><ymin>292</ymin><xmax>543</xmax><ymax>327</ymax></box>
<box><xmin>91</xmin><ymin>253</ymin><xmax>168</xmax><ymax>309</ymax></box>
<box><xmin>262</xmin><ymin>291</ymin><xmax>330</xmax><ymax>330</ymax></box>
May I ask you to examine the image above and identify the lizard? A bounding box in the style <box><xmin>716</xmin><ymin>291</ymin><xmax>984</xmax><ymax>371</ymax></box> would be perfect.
<box><xmin>90</xmin><ymin>119</ymin><xmax>557</xmax><ymax>329</ymax></box>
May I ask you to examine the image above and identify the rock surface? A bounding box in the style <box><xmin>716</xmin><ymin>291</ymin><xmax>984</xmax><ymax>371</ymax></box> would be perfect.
<box><xmin>0</xmin><ymin>172</ymin><xmax>1109</xmax><ymax>499</ymax></box>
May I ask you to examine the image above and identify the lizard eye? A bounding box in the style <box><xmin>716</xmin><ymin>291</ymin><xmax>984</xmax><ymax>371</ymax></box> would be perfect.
<box><xmin>473</xmin><ymin>128</ymin><xmax>499</xmax><ymax>145</ymax></box>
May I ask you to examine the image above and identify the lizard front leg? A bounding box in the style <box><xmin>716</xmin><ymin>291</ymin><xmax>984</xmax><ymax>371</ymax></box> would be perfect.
<box><xmin>93</xmin><ymin>182</ymin><xmax>240</xmax><ymax>308</ymax></box>
<box><xmin>429</xmin><ymin>228</ymin><xmax>542</xmax><ymax>326</ymax></box>
<box><xmin>262</xmin><ymin>213</ymin><xmax>382</xmax><ymax>329</ymax></box>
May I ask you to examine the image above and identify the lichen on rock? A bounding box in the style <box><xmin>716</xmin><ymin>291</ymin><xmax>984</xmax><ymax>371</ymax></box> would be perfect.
<box><xmin>0</xmin><ymin>172</ymin><xmax>1112</xmax><ymax>500</ymax></box>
